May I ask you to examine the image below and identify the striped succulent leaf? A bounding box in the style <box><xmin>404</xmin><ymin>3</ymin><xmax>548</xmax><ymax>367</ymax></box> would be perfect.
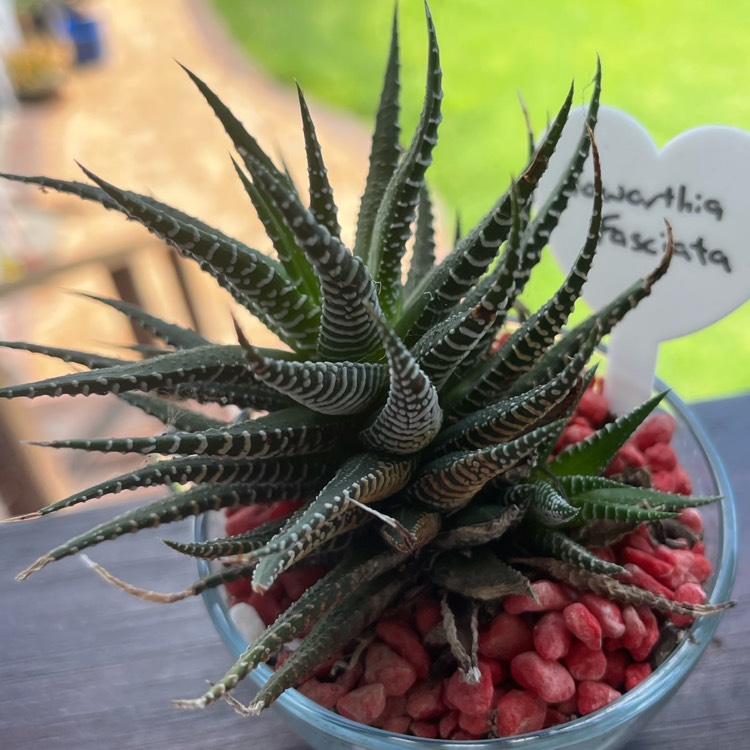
<box><xmin>366</xmin><ymin>3</ymin><xmax>442</xmax><ymax>321</ymax></box>
<box><xmin>510</xmin><ymin>482</ymin><xmax>580</xmax><ymax>526</ymax></box>
<box><xmin>0</xmin><ymin>339</ymin><xmax>126</xmax><ymax>370</ymax></box>
<box><xmin>359</xmin><ymin>307</ymin><xmax>441</xmax><ymax>453</ymax></box>
<box><xmin>16</xmin><ymin>482</ymin><xmax>303</xmax><ymax>580</ymax></box>
<box><xmin>162</xmin><ymin>517</ymin><xmax>291</xmax><ymax>560</ymax></box>
<box><xmin>296</xmin><ymin>84</ymin><xmax>342</xmax><ymax>240</ymax></box>
<box><xmin>521</xmin><ymin>522</ymin><xmax>625</xmax><ymax>576</ymax></box>
<box><xmin>230</xmin><ymin>157</ymin><xmax>321</xmax><ymax>305</ymax></box>
<box><xmin>434</xmin><ymin>501</ymin><xmax>523</xmax><ymax>550</ymax></box>
<box><xmin>29</xmin><ymin>455</ymin><xmax>332</xmax><ymax>520</ymax></box>
<box><xmin>33</xmin><ymin>408</ymin><xmax>347</xmax><ymax>462</ymax></box>
<box><xmin>413</xmin><ymin>187</ymin><xmax>525</xmax><ymax>391</ymax></box>
<box><xmin>235</xmin><ymin>321</ymin><xmax>387</xmax><ymax>415</ymax></box>
<box><xmin>177</xmin><ymin>63</ymin><xmax>296</xmax><ymax>193</ymax></box>
<box><xmin>174</xmin><ymin>542</ymin><xmax>407</xmax><ymax>711</ymax></box>
<box><xmin>249</xmin><ymin>451</ymin><xmax>415</xmax><ymax>586</ymax></box>
<box><xmin>72</xmin><ymin>291</ymin><xmax>211</xmax><ymax>349</ymax></box>
<box><xmin>0</xmin><ymin>344</ymin><xmax>251</xmax><ymax>400</ymax></box>
<box><xmin>404</xmin><ymin>184</ymin><xmax>437</xmax><ymax>296</ymax></box>
<box><xmin>354</xmin><ymin>7</ymin><xmax>402</xmax><ymax>261</ymax></box>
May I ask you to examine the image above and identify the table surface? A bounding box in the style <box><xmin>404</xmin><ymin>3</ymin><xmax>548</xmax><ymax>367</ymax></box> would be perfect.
<box><xmin>1</xmin><ymin>395</ymin><xmax>748</xmax><ymax>750</ymax></box>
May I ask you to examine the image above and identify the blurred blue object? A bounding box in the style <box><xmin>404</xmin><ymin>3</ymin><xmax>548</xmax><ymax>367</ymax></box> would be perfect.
<box><xmin>64</xmin><ymin>7</ymin><xmax>102</xmax><ymax>65</ymax></box>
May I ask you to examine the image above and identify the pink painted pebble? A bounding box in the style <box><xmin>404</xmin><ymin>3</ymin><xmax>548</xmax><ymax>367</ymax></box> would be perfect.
<box><xmin>544</xmin><ymin>707</ymin><xmax>569</xmax><ymax>728</ymax></box>
<box><xmin>563</xmin><ymin>603</ymin><xmax>603</xmax><ymax>651</ymax></box>
<box><xmin>377</xmin><ymin>694</ymin><xmax>407</xmax><ymax>722</ymax></box>
<box><xmin>564</xmin><ymin>639</ymin><xmax>607</xmax><ymax>681</ymax></box>
<box><xmin>414</xmin><ymin>598</ymin><xmax>442</xmax><ymax>636</ymax></box>
<box><xmin>336</xmin><ymin>683</ymin><xmax>387</xmax><ymax>725</ymax></box>
<box><xmin>621</xmin><ymin>605</ymin><xmax>646</xmax><ymax>653</ymax></box>
<box><xmin>652</xmin><ymin>469</ymin><xmax>677</xmax><ymax>493</ymax></box>
<box><xmin>602</xmin><ymin>649</ymin><xmax>630</xmax><ymax>689</ymax></box>
<box><xmin>633</xmin><ymin>412</ymin><xmax>676</xmax><ymax>450</ymax></box>
<box><xmin>503</xmin><ymin>580</ymin><xmax>573</xmax><ymax>615</ymax></box>
<box><xmin>478</xmin><ymin>612</ymin><xmax>533</xmax><ymax>661</ymax></box>
<box><xmin>578</xmin><ymin>593</ymin><xmax>626</xmax><ymax>639</ymax></box>
<box><xmin>246</xmin><ymin>590</ymin><xmax>283</xmax><ymax>626</ymax></box>
<box><xmin>279</xmin><ymin>566</ymin><xmax>328</xmax><ymax>601</ymax></box>
<box><xmin>622</xmin><ymin>546</ymin><xmax>674</xmax><ymax>579</ymax></box>
<box><xmin>577</xmin><ymin>681</ymin><xmax>622</xmax><ymax>716</ymax></box>
<box><xmin>606</xmin><ymin>440</ymin><xmax>647</xmax><ymax>475</ymax></box>
<box><xmin>510</xmin><ymin>652</ymin><xmax>576</xmax><ymax>704</ymax></box>
<box><xmin>297</xmin><ymin>678</ymin><xmax>347</xmax><ymax>710</ymax></box>
<box><xmin>495</xmin><ymin>690</ymin><xmax>547</xmax><ymax>737</ymax></box>
<box><xmin>485</xmin><ymin>658</ymin><xmax>505</xmax><ymax>685</ymax></box>
<box><xmin>618</xmin><ymin>440</ymin><xmax>647</xmax><ymax>467</ymax></box>
<box><xmin>628</xmin><ymin>607</ymin><xmax>660</xmax><ymax>662</ymax></box>
<box><xmin>555</xmin><ymin>696</ymin><xmax>577</xmax><ymax>716</ymax></box>
<box><xmin>589</xmin><ymin>545</ymin><xmax>618</xmax><ymax>564</ymax></box>
<box><xmin>556</xmin><ymin>422</ymin><xmax>595</xmax><ymax>453</ymax></box>
<box><xmin>623</xmin><ymin>524</ymin><xmax>656</xmax><ymax>553</ymax></box>
<box><xmin>688</xmin><ymin>548</ymin><xmax>713</xmax><ymax>583</ymax></box>
<box><xmin>381</xmin><ymin>716</ymin><xmax>411</xmax><ymax>734</ymax></box>
<box><xmin>444</xmin><ymin>661</ymin><xmax>494</xmax><ymax>716</ymax></box>
<box><xmin>674</xmin><ymin>466</ymin><xmax>693</xmax><ymax>495</ymax></box>
<box><xmin>224</xmin><ymin>505</ymin><xmax>268</xmax><ymax>536</ymax></box>
<box><xmin>621</xmin><ymin>563</ymin><xmax>674</xmax><ymax>599</ymax></box>
<box><xmin>223</xmin><ymin>577</ymin><xmax>252</xmax><ymax>599</ymax></box>
<box><xmin>405</xmin><ymin>681</ymin><xmax>445</xmax><ymax>720</ymax></box>
<box><xmin>670</xmin><ymin>581</ymin><xmax>707</xmax><ymax>627</ymax></box>
<box><xmin>533</xmin><ymin>611</ymin><xmax>572</xmax><ymax>661</ymax></box>
<box><xmin>438</xmin><ymin>710</ymin><xmax>459</xmax><ymax>739</ymax></box>
<box><xmin>375</xmin><ymin>618</ymin><xmax>432</xmax><ymax>679</ymax></box>
<box><xmin>334</xmin><ymin>662</ymin><xmax>363</xmax><ymax>692</ymax></box>
<box><xmin>458</xmin><ymin>710</ymin><xmax>489</xmax><ymax>735</ymax></box>
<box><xmin>624</xmin><ymin>662</ymin><xmax>652</xmax><ymax>690</ymax></box>
<box><xmin>576</xmin><ymin>387</ymin><xmax>610</xmax><ymax>427</ymax></box>
<box><xmin>677</xmin><ymin>507</ymin><xmax>705</xmax><ymax>534</ymax></box>
<box><xmin>654</xmin><ymin>545</ymin><xmax>692</xmax><ymax>589</ymax></box>
<box><xmin>410</xmin><ymin>720</ymin><xmax>439</xmax><ymax>739</ymax></box>
<box><xmin>364</xmin><ymin>643</ymin><xmax>417</xmax><ymax>697</ymax></box>
<box><xmin>643</xmin><ymin>442</ymin><xmax>677</xmax><ymax>471</ymax></box>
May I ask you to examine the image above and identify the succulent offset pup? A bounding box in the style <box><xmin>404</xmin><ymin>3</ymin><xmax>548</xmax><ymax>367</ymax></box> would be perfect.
<box><xmin>1</xmin><ymin>3</ymin><xmax>731</xmax><ymax>721</ymax></box>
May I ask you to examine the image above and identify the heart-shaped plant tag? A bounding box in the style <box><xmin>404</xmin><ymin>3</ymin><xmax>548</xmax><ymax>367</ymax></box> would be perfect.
<box><xmin>536</xmin><ymin>105</ymin><xmax>750</xmax><ymax>414</ymax></box>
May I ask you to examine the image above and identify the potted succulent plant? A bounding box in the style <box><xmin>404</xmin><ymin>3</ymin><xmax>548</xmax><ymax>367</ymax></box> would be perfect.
<box><xmin>1</xmin><ymin>3</ymin><xmax>736</xmax><ymax>748</ymax></box>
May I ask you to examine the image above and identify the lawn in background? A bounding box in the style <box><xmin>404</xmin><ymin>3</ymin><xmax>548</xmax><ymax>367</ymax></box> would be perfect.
<box><xmin>212</xmin><ymin>0</ymin><xmax>750</xmax><ymax>402</ymax></box>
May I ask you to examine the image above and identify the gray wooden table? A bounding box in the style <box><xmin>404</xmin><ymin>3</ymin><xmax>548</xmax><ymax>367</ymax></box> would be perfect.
<box><xmin>1</xmin><ymin>396</ymin><xmax>748</xmax><ymax>750</ymax></box>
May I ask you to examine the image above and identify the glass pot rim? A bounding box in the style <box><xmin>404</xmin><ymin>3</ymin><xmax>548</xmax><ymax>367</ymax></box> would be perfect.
<box><xmin>195</xmin><ymin>385</ymin><xmax>738</xmax><ymax>748</ymax></box>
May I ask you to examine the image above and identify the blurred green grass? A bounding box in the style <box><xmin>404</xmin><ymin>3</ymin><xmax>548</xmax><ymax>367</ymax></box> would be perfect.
<box><xmin>212</xmin><ymin>0</ymin><xmax>750</xmax><ymax>402</ymax></box>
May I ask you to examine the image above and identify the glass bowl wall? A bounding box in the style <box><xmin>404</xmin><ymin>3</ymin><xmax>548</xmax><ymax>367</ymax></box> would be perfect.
<box><xmin>195</xmin><ymin>387</ymin><xmax>737</xmax><ymax>750</ymax></box>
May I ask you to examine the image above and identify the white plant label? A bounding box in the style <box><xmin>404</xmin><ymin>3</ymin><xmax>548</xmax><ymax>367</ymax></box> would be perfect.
<box><xmin>535</xmin><ymin>105</ymin><xmax>750</xmax><ymax>414</ymax></box>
